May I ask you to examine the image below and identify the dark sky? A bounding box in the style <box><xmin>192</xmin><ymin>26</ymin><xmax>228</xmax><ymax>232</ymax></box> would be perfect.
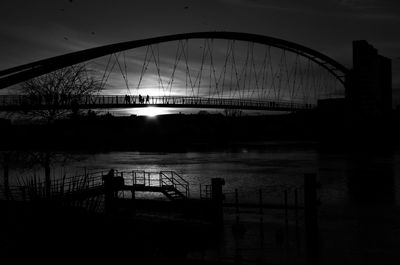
<box><xmin>1</xmin><ymin>0</ymin><xmax>399</xmax><ymax>101</ymax></box>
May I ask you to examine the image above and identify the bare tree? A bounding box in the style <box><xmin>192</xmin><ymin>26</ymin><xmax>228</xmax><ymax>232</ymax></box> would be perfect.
<box><xmin>19</xmin><ymin>64</ymin><xmax>102</xmax><ymax>122</ymax></box>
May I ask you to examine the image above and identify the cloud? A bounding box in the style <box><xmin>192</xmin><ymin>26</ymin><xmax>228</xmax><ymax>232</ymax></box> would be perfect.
<box><xmin>337</xmin><ymin>0</ymin><xmax>399</xmax><ymax>9</ymax></box>
<box><xmin>337</xmin><ymin>0</ymin><xmax>400</xmax><ymax>19</ymax></box>
<box><xmin>220</xmin><ymin>0</ymin><xmax>321</xmax><ymax>12</ymax></box>
<box><xmin>220</xmin><ymin>0</ymin><xmax>400</xmax><ymax>20</ymax></box>
<box><xmin>0</xmin><ymin>23</ymin><xmax>106</xmax><ymax>69</ymax></box>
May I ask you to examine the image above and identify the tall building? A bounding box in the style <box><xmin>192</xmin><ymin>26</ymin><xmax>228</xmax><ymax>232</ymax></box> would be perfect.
<box><xmin>346</xmin><ymin>40</ymin><xmax>392</xmax><ymax>117</ymax></box>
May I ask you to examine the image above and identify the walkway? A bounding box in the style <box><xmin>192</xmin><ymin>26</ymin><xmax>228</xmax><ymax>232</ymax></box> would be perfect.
<box><xmin>0</xmin><ymin>95</ymin><xmax>315</xmax><ymax>112</ymax></box>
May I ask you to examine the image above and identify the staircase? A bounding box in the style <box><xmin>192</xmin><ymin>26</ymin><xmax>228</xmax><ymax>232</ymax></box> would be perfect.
<box><xmin>159</xmin><ymin>171</ymin><xmax>189</xmax><ymax>201</ymax></box>
<box><xmin>161</xmin><ymin>185</ymin><xmax>186</xmax><ymax>200</ymax></box>
<box><xmin>131</xmin><ymin>170</ymin><xmax>189</xmax><ymax>201</ymax></box>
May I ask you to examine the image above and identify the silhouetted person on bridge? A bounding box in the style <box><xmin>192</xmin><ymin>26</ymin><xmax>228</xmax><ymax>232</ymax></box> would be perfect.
<box><xmin>146</xmin><ymin>95</ymin><xmax>150</xmax><ymax>104</ymax></box>
<box><xmin>139</xmin><ymin>94</ymin><xmax>143</xmax><ymax>104</ymax></box>
<box><xmin>124</xmin><ymin>94</ymin><xmax>130</xmax><ymax>104</ymax></box>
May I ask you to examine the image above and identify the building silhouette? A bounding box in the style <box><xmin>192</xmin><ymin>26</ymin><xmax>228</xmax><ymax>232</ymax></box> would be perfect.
<box><xmin>346</xmin><ymin>40</ymin><xmax>392</xmax><ymax>117</ymax></box>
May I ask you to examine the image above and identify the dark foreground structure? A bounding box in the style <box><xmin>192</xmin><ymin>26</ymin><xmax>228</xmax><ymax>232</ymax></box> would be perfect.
<box><xmin>1</xmin><ymin>167</ymin><xmax>320</xmax><ymax>265</ymax></box>
<box><xmin>0</xmin><ymin>171</ymin><xmax>226</xmax><ymax>264</ymax></box>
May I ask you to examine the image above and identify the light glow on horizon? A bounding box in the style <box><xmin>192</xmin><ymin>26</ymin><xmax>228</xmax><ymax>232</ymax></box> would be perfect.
<box><xmin>136</xmin><ymin>106</ymin><xmax>167</xmax><ymax>117</ymax></box>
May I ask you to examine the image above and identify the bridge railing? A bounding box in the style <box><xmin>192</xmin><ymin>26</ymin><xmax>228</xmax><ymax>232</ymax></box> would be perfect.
<box><xmin>0</xmin><ymin>94</ymin><xmax>316</xmax><ymax>111</ymax></box>
<box><xmin>131</xmin><ymin>170</ymin><xmax>158</xmax><ymax>186</ymax></box>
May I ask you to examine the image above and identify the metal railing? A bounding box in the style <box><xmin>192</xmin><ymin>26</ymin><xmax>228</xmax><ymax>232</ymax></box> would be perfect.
<box><xmin>159</xmin><ymin>171</ymin><xmax>189</xmax><ymax>198</ymax></box>
<box><xmin>3</xmin><ymin>169</ymin><xmax>192</xmax><ymax>202</ymax></box>
<box><xmin>131</xmin><ymin>170</ymin><xmax>162</xmax><ymax>187</ymax></box>
<box><xmin>0</xmin><ymin>94</ymin><xmax>316</xmax><ymax>111</ymax></box>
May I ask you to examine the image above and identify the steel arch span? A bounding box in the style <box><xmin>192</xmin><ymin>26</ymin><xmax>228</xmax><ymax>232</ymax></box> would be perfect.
<box><xmin>0</xmin><ymin>32</ymin><xmax>349</xmax><ymax>90</ymax></box>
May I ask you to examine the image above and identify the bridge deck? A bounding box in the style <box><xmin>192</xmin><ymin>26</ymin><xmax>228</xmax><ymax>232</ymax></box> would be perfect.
<box><xmin>0</xmin><ymin>95</ymin><xmax>315</xmax><ymax>112</ymax></box>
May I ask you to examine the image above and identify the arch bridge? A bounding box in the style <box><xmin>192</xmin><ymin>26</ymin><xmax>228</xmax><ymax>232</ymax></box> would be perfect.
<box><xmin>0</xmin><ymin>32</ymin><xmax>349</xmax><ymax>113</ymax></box>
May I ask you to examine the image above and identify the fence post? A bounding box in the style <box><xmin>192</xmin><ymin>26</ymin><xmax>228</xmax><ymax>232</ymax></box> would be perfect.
<box><xmin>235</xmin><ymin>188</ymin><xmax>239</xmax><ymax>222</ymax></box>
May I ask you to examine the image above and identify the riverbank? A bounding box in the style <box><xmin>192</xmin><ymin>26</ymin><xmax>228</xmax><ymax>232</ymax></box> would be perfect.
<box><xmin>1</xmin><ymin>111</ymin><xmax>399</xmax><ymax>152</ymax></box>
<box><xmin>3</xmin><ymin>190</ymin><xmax>400</xmax><ymax>264</ymax></box>
<box><xmin>0</xmin><ymin>200</ymin><xmax>222</xmax><ymax>264</ymax></box>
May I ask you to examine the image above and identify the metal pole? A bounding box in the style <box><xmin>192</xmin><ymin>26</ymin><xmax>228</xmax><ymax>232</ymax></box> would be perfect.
<box><xmin>235</xmin><ymin>188</ymin><xmax>239</xmax><ymax>223</ymax></box>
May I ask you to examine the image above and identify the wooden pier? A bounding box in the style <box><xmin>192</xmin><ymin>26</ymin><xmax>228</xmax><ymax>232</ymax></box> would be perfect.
<box><xmin>2</xmin><ymin>169</ymin><xmax>226</xmax><ymax>223</ymax></box>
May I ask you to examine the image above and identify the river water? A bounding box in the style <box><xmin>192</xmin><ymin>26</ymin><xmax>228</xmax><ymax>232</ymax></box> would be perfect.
<box><xmin>3</xmin><ymin>141</ymin><xmax>400</xmax><ymax>264</ymax></box>
<box><xmin>3</xmin><ymin>141</ymin><xmax>400</xmax><ymax>206</ymax></box>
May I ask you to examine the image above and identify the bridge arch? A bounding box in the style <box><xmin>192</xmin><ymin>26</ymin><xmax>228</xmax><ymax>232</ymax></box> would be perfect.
<box><xmin>0</xmin><ymin>32</ymin><xmax>349</xmax><ymax>90</ymax></box>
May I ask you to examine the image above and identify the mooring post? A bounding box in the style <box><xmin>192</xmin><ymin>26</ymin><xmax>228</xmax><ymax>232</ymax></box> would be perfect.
<box><xmin>304</xmin><ymin>173</ymin><xmax>319</xmax><ymax>265</ymax></box>
<box><xmin>104</xmin><ymin>169</ymin><xmax>116</xmax><ymax>215</ymax></box>
<box><xmin>211</xmin><ymin>178</ymin><xmax>225</xmax><ymax>225</ymax></box>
